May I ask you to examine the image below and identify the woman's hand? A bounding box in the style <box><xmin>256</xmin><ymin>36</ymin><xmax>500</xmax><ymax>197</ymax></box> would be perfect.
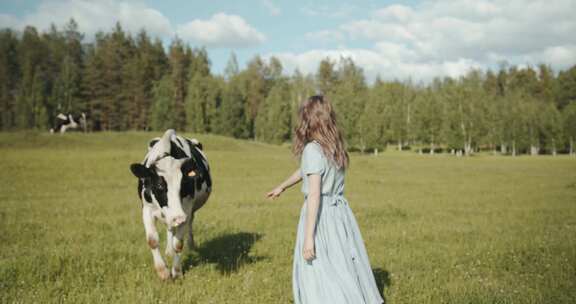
<box><xmin>266</xmin><ymin>186</ymin><xmax>284</xmax><ymax>199</ymax></box>
<box><xmin>303</xmin><ymin>236</ymin><xmax>315</xmax><ymax>261</ymax></box>
<box><xmin>266</xmin><ymin>169</ymin><xmax>302</xmax><ymax>200</ymax></box>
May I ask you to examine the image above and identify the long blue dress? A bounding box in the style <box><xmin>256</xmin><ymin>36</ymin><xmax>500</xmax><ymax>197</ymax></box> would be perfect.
<box><xmin>293</xmin><ymin>141</ymin><xmax>384</xmax><ymax>304</ymax></box>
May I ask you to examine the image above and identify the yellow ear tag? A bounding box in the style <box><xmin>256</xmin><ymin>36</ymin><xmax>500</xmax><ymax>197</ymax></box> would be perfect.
<box><xmin>188</xmin><ymin>171</ymin><xmax>196</xmax><ymax>177</ymax></box>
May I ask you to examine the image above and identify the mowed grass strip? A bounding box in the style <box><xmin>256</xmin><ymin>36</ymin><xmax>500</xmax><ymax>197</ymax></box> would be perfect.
<box><xmin>0</xmin><ymin>132</ymin><xmax>575</xmax><ymax>304</ymax></box>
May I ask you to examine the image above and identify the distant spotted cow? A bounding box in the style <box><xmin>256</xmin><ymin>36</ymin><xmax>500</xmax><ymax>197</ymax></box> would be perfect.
<box><xmin>50</xmin><ymin>112</ymin><xmax>87</xmax><ymax>133</ymax></box>
<box><xmin>129</xmin><ymin>129</ymin><xmax>212</xmax><ymax>280</ymax></box>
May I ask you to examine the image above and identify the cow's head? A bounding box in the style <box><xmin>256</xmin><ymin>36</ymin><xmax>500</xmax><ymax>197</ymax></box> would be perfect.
<box><xmin>130</xmin><ymin>130</ymin><xmax>199</xmax><ymax>227</ymax></box>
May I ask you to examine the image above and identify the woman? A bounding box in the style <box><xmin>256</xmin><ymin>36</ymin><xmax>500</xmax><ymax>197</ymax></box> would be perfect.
<box><xmin>266</xmin><ymin>95</ymin><xmax>383</xmax><ymax>304</ymax></box>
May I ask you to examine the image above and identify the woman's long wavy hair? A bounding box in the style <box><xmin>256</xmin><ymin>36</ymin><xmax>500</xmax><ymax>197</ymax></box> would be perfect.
<box><xmin>293</xmin><ymin>95</ymin><xmax>349</xmax><ymax>169</ymax></box>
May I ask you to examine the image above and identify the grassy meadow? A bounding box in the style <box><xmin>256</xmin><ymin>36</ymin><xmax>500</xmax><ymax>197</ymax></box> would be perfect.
<box><xmin>0</xmin><ymin>131</ymin><xmax>575</xmax><ymax>304</ymax></box>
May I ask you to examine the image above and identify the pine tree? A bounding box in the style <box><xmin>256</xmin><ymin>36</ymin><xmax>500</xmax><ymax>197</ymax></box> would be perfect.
<box><xmin>359</xmin><ymin>77</ymin><xmax>388</xmax><ymax>152</ymax></box>
<box><xmin>240</xmin><ymin>55</ymin><xmax>268</xmax><ymax>138</ymax></box>
<box><xmin>97</xmin><ymin>23</ymin><xmax>134</xmax><ymax>131</ymax></box>
<box><xmin>316</xmin><ymin>58</ymin><xmax>337</xmax><ymax>96</ymax></box>
<box><xmin>185</xmin><ymin>48</ymin><xmax>212</xmax><ymax>133</ymax></box>
<box><xmin>0</xmin><ymin>29</ymin><xmax>19</xmax><ymax>130</ymax></box>
<box><xmin>121</xmin><ymin>30</ymin><xmax>159</xmax><ymax>130</ymax></box>
<box><xmin>16</xmin><ymin>26</ymin><xmax>49</xmax><ymax>129</ymax></box>
<box><xmin>289</xmin><ymin>69</ymin><xmax>315</xmax><ymax>135</ymax></box>
<box><xmin>208</xmin><ymin>76</ymin><xmax>226</xmax><ymax>134</ymax></box>
<box><xmin>224</xmin><ymin>52</ymin><xmax>239</xmax><ymax>80</ymax></box>
<box><xmin>414</xmin><ymin>85</ymin><xmax>444</xmax><ymax>154</ymax></box>
<box><xmin>556</xmin><ymin>65</ymin><xmax>576</xmax><ymax>110</ymax></box>
<box><xmin>150</xmin><ymin>75</ymin><xmax>177</xmax><ymax>131</ymax></box>
<box><xmin>60</xmin><ymin>19</ymin><xmax>84</xmax><ymax>112</ymax></box>
<box><xmin>536</xmin><ymin>64</ymin><xmax>556</xmax><ymax>104</ymax></box>
<box><xmin>483</xmin><ymin>70</ymin><xmax>503</xmax><ymax>153</ymax></box>
<box><xmin>221</xmin><ymin>75</ymin><xmax>249</xmax><ymax>138</ymax></box>
<box><xmin>387</xmin><ymin>80</ymin><xmax>416</xmax><ymax>151</ymax></box>
<box><xmin>168</xmin><ymin>38</ymin><xmax>192</xmax><ymax>130</ymax></box>
<box><xmin>212</xmin><ymin>53</ymin><xmax>247</xmax><ymax>136</ymax></box>
<box><xmin>562</xmin><ymin>101</ymin><xmax>576</xmax><ymax>156</ymax></box>
<box><xmin>331</xmin><ymin>57</ymin><xmax>368</xmax><ymax>148</ymax></box>
<box><xmin>255</xmin><ymin>78</ymin><xmax>291</xmax><ymax>143</ymax></box>
<box><xmin>540</xmin><ymin>102</ymin><xmax>563</xmax><ymax>155</ymax></box>
<box><xmin>82</xmin><ymin>34</ymin><xmax>106</xmax><ymax>131</ymax></box>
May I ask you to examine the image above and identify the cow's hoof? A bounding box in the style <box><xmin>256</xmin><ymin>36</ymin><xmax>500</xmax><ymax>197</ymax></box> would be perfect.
<box><xmin>147</xmin><ymin>238</ymin><xmax>159</xmax><ymax>249</ymax></box>
<box><xmin>171</xmin><ymin>267</ymin><xmax>183</xmax><ymax>279</ymax></box>
<box><xmin>174</xmin><ymin>241</ymin><xmax>184</xmax><ymax>253</ymax></box>
<box><xmin>155</xmin><ymin>265</ymin><xmax>171</xmax><ymax>281</ymax></box>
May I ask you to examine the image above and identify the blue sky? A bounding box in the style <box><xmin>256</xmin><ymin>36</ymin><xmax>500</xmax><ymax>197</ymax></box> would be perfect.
<box><xmin>1</xmin><ymin>0</ymin><xmax>575</xmax><ymax>82</ymax></box>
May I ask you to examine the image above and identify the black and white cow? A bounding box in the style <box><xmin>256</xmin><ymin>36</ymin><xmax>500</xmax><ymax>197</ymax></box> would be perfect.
<box><xmin>50</xmin><ymin>112</ymin><xmax>87</xmax><ymax>133</ymax></box>
<box><xmin>129</xmin><ymin>129</ymin><xmax>212</xmax><ymax>280</ymax></box>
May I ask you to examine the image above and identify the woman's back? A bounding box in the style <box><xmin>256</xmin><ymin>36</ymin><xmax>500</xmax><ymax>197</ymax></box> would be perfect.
<box><xmin>300</xmin><ymin>141</ymin><xmax>345</xmax><ymax>197</ymax></box>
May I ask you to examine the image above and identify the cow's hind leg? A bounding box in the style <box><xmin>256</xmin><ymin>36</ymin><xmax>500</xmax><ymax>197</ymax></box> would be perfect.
<box><xmin>170</xmin><ymin>223</ymin><xmax>187</xmax><ymax>278</ymax></box>
<box><xmin>142</xmin><ymin>205</ymin><xmax>170</xmax><ymax>280</ymax></box>
<box><xmin>187</xmin><ymin>212</ymin><xmax>196</xmax><ymax>250</ymax></box>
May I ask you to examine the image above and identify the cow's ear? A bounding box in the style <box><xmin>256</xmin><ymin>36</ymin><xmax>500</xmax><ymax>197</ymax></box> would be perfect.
<box><xmin>186</xmin><ymin>138</ymin><xmax>203</xmax><ymax>151</ymax></box>
<box><xmin>130</xmin><ymin>164</ymin><xmax>152</xmax><ymax>179</ymax></box>
<box><xmin>148</xmin><ymin>138</ymin><xmax>159</xmax><ymax>150</ymax></box>
<box><xmin>181</xmin><ymin>158</ymin><xmax>197</xmax><ymax>177</ymax></box>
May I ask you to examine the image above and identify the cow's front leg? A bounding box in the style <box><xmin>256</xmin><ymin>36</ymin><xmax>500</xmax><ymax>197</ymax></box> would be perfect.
<box><xmin>142</xmin><ymin>205</ymin><xmax>170</xmax><ymax>280</ymax></box>
<box><xmin>165</xmin><ymin>228</ymin><xmax>175</xmax><ymax>257</ymax></box>
<box><xmin>170</xmin><ymin>223</ymin><xmax>187</xmax><ymax>278</ymax></box>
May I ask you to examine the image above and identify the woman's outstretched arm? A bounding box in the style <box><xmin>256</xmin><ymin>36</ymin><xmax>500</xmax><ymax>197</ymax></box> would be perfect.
<box><xmin>266</xmin><ymin>169</ymin><xmax>302</xmax><ymax>199</ymax></box>
<box><xmin>303</xmin><ymin>174</ymin><xmax>321</xmax><ymax>261</ymax></box>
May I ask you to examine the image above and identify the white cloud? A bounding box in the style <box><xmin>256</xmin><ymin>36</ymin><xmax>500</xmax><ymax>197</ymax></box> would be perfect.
<box><xmin>261</xmin><ymin>0</ymin><xmax>281</xmax><ymax>16</ymax></box>
<box><xmin>300</xmin><ymin>3</ymin><xmax>356</xmax><ymax>19</ymax></box>
<box><xmin>305</xmin><ymin>30</ymin><xmax>344</xmax><ymax>43</ymax></box>
<box><xmin>0</xmin><ymin>14</ymin><xmax>19</xmax><ymax>29</ymax></box>
<box><xmin>276</xmin><ymin>0</ymin><xmax>576</xmax><ymax>82</ymax></box>
<box><xmin>0</xmin><ymin>0</ymin><xmax>173</xmax><ymax>38</ymax></box>
<box><xmin>177</xmin><ymin>13</ymin><xmax>266</xmax><ymax>48</ymax></box>
<box><xmin>539</xmin><ymin>46</ymin><xmax>576</xmax><ymax>67</ymax></box>
<box><xmin>341</xmin><ymin>20</ymin><xmax>416</xmax><ymax>42</ymax></box>
<box><xmin>374</xmin><ymin>4</ymin><xmax>414</xmax><ymax>22</ymax></box>
<box><xmin>0</xmin><ymin>1</ymin><xmax>266</xmax><ymax>48</ymax></box>
<box><xmin>268</xmin><ymin>48</ymin><xmax>482</xmax><ymax>83</ymax></box>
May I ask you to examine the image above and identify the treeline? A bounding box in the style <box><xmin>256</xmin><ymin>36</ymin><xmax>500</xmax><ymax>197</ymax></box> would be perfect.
<box><xmin>1</xmin><ymin>20</ymin><xmax>575</xmax><ymax>156</ymax></box>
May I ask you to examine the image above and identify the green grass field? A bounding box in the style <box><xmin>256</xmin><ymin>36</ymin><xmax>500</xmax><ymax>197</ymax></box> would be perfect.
<box><xmin>1</xmin><ymin>131</ymin><xmax>575</xmax><ymax>304</ymax></box>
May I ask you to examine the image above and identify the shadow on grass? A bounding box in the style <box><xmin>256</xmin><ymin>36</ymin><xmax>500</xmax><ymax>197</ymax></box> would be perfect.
<box><xmin>372</xmin><ymin>267</ymin><xmax>391</xmax><ymax>303</ymax></box>
<box><xmin>183</xmin><ymin>232</ymin><xmax>266</xmax><ymax>275</ymax></box>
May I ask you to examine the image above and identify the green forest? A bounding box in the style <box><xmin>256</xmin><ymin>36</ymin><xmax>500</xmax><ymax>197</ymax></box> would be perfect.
<box><xmin>1</xmin><ymin>19</ymin><xmax>575</xmax><ymax>156</ymax></box>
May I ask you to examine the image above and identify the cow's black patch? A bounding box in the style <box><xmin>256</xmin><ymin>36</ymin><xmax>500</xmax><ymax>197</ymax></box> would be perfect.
<box><xmin>189</xmin><ymin>147</ymin><xmax>212</xmax><ymax>189</ymax></box>
<box><xmin>54</xmin><ymin>116</ymin><xmax>71</xmax><ymax>132</ymax></box>
<box><xmin>143</xmin><ymin>188</ymin><xmax>152</xmax><ymax>203</ymax></box>
<box><xmin>135</xmin><ymin>165</ymin><xmax>168</xmax><ymax>208</ymax></box>
<box><xmin>137</xmin><ymin>179</ymin><xmax>153</xmax><ymax>203</ymax></box>
<box><xmin>175</xmin><ymin>137</ymin><xmax>184</xmax><ymax>149</ymax></box>
<box><xmin>130</xmin><ymin>163</ymin><xmax>153</xmax><ymax>179</ymax></box>
<box><xmin>137</xmin><ymin>179</ymin><xmax>143</xmax><ymax>199</ymax></box>
<box><xmin>180</xmin><ymin>175</ymin><xmax>196</xmax><ymax>198</ymax></box>
<box><xmin>180</xmin><ymin>157</ymin><xmax>198</xmax><ymax>198</ymax></box>
<box><xmin>170</xmin><ymin>141</ymin><xmax>188</xmax><ymax>159</ymax></box>
<box><xmin>186</xmin><ymin>138</ymin><xmax>203</xmax><ymax>151</ymax></box>
<box><xmin>148</xmin><ymin>172</ymin><xmax>168</xmax><ymax>207</ymax></box>
<box><xmin>148</xmin><ymin>139</ymin><xmax>159</xmax><ymax>148</ymax></box>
